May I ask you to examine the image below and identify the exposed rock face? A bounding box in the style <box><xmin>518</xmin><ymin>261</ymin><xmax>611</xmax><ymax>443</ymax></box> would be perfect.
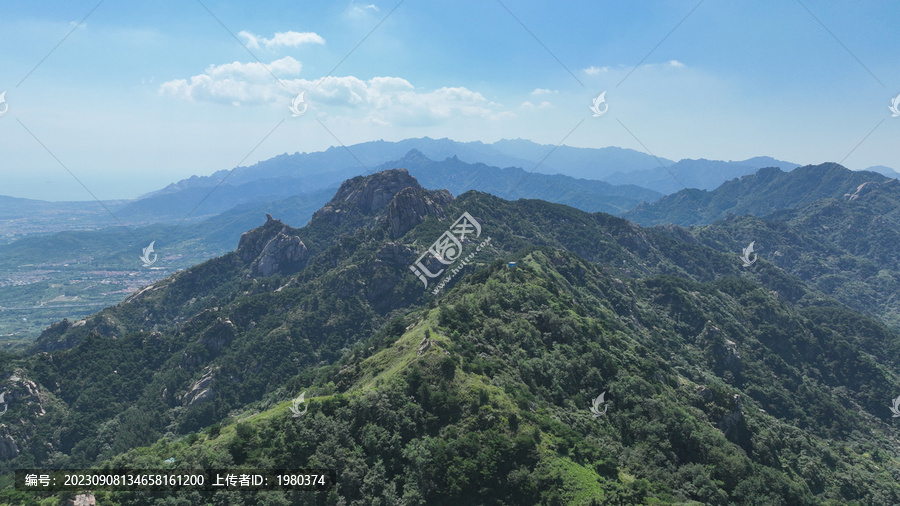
<box><xmin>386</xmin><ymin>186</ymin><xmax>453</xmax><ymax>238</ymax></box>
<box><xmin>32</xmin><ymin>318</ymin><xmax>83</xmax><ymax>352</ymax></box>
<box><xmin>376</xmin><ymin>242</ymin><xmax>416</xmax><ymax>265</ymax></box>
<box><xmin>0</xmin><ymin>433</ymin><xmax>18</xmax><ymax>461</ymax></box>
<box><xmin>718</xmin><ymin>394</ymin><xmax>745</xmax><ymax>437</ymax></box>
<box><xmin>183</xmin><ymin>368</ymin><xmax>216</xmax><ymax>407</ymax></box>
<box><xmin>200</xmin><ymin>317</ymin><xmax>236</xmax><ymax>354</ymax></box>
<box><xmin>417</xmin><ymin>337</ymin><xmax>432</xmax><ymax>356</ymax></box>
<box><xmin>845</xmin><ymin>179</ymin><xmax>900</xmax><ymax>201</ymax></box>
<box><xmin>237</xmin><ymin>215</ymin><xmax>309</xmax><ymax>276</ymax></box>
<box><xmin>66</xmin><ymin>493</ymin><xmax>96</xmax><ymax>506</ymax></box>
<box><xmin>317</xmin><ymin>169</ymin><xmax>424</xmax><ymax>219</ymax></box>
<box><xmin>309</xmin><ymin>168</ymin><xmax>454</xmax><ymax>242</ymax></box>
<box><xmin>720</xmin><ymin>339</ymin><xmax>742</xmax><ymax>368</ymax></box>
<box><xmin>3</xmin><ymin>372</ymin><xmax>46</xmax><ymax>417</ymax></box>
<box><xmin>620</xmin><ymin>223</ymin><xmax>651</xmax><ymax>253</ymax></box>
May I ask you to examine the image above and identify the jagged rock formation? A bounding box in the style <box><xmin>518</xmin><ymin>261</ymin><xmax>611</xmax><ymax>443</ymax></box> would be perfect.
<box><xmin>315</xmin><ymin>169</ymin><xmax>423</xmax><ymax>218</ymax></box>
<box><xmin>312</xmin><ymin>169</ymin><xmax>454</xmax><ymax>232</ymax></box>
<box><xmin>237</xmin><ymin>215</ymin><xmax>309</xmax><ymax>276</ymax></box>
<box><xmin>718</xmin><ymin>394</ymin><xmax>745</xmax><ymax>437</ymax></box>
<box><xmin>182</xmin><ymin>368</ymin><xmax>216</xmax><ymax>407</ymax></box>
<box><xmin>199</xmin><ymin>317</ymin><xmax>236</xmax><ymax>354</ymax></box>
<box><xmin>386</xmin><ymin>186</ymin><xmax>453</xmax><ymax>238</ymax></box>
<box><xmin>845</xmin><ymin>179</ymin><xmax>900</xmax><ymax>202</ymax></box>
<box><xmin>0</xmin><ymin>432</ymin><xmax>18</xmax><ymax>461</ymax></box>
<box><xmin>3</xmin><ymin>372</ymin><xmax>46</xmax><ymax>418</ymax></box>
<box><xmin>417</xmin><ymin>337</ymin><xmax>432</xmax><ymax>356</ymax></box>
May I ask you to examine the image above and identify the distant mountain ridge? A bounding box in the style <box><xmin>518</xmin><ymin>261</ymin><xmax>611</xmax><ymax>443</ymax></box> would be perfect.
<box><xmin>862</xmin><ymin>165</ymin><xmax>900</xmax><ymax>178</ymax></box>
<box><xmin>624</xmin><ymin>163</ymin><xmax>888</xmax><ymax>226</ymax></box>
<box><xmin>124</xmin><ymin>138</ymin><xmax>804</xmax><ymax>224</ymax></box>
<box><xmin>142</xmin><ymin>137</ymin><xmax>670</xmax><ymax>198</ymax></box>
<box><xmin>602</xmin><ymin>156</ymin><xmax>800</xmax><ymax>194</ymax></box>
<box><xmin>376</xmin><ymin>149</ymin><xmax>661</xmax><ymax>214</ymax></box>
<box><xmin>687</xmin><ymin>175</ymin><xmax>900</xmax><ymax>328</ymax></box>
<box><xmin>123</xmin><ymin>138</ymin><xmax>669</xmax><ymax>220</ymax></box>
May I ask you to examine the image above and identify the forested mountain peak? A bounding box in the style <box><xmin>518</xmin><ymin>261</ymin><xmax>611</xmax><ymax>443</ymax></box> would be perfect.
<box><xmin>310</xmin><ymin>168</ymin><xmax>455</xmax><ymax>238</ymax></box>
<box><xmin>321</xmin><ymin>168</ymin><xmax>427</xmax><ymax>214</ymax></box>
<box><xmin>6</xmin><ymin>170</ymin><xmax>900</xmax><ymax>504</ymax></box>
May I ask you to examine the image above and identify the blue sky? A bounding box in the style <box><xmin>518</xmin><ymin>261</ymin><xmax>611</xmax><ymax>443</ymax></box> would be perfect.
<box><xmin>2</xmin><ymin>0</ymin><xmax>899</xmax><ymax>200</ymax></box>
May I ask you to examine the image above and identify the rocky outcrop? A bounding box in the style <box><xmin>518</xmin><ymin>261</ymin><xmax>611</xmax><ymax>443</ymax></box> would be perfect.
<box><xmin>376</xmin><ymin>241</ymin><xmax>416</xmax><ymax>265</ymax></box>
<box><xmin>31</xmin><ymin>318</ymin><xmax>85</xmax><ymax>352</ymax></box>
<box><xmin>66</xmin><ymin>493</ymin><xmax>96</xmax><ymax>506</ymax></box>
<box><xmin>720</xmin><ymin>338</ymin><xmax>742</xmax><ymax>368</ymax></box>
<box><xmin>417</xmin><ymin>337</ymin><xmax>433</xmax><ymax>356</ymax></box>
<box><xmin>237</xmin><ymin>215</ymin><xmax>309</xmax><ymax>276</ymax></box>
<box><xmin>199</xmin><ymin>317</ymin><xmax>236</xmax><ymax>354</ymax></box>
<box><xmin>386</xmin><ymin>186</ymin><xmax>453</xmax><ymax>238</ymax></box>
<box><xmin>718</xmin><ymin>394</ymin><xmax>745</xmax><ymax>437</ymax></box>
<box><xmin>0</xmin><ymin>432</ymin><xmax>18</xmax><ymax>461</ymax></box>
<box><xmin>697</xmin><ymin>321</ymin><xmax>742</xmax><ymax>373</ymax></box>
<box><xmin>2</xmin><ymin>372</ymin><xmax>46</xmax><ymax>417</ymax></box>
<box><xmin>619</xmin><ymin>222</ymin><xmax>651</xmax><ymax>253</ymax></box>
<box><xmin>309</xmin><ymin>168</ymin><xmax>454</xmax><ymax>241</ymax></box>
<box><xmin>183</xmin><ymin>368</ymin><xmax>216</xmax><ymax>407</ymax></box>
<box><xmin>845</xmin><ymin>179</ymin><xmax>900</xmax><ymax>201</ymax></box>
<box><xmin>315</xmin><ymin>169</ymin><xmax>424</xmax><ymax>221</ymax></box>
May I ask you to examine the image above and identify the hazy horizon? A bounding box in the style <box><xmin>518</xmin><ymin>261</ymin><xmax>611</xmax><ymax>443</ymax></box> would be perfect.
<box><xmin>3</xmin><ymin>1</ymin><xmax>899</xmax><ymax>201</ymax></box>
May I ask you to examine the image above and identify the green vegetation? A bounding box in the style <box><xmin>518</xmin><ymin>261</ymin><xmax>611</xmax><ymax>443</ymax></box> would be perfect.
<box><xmin>2</xmin><ymin>170</ymin><xmax>900</xmax><ymax>504</ymax></box>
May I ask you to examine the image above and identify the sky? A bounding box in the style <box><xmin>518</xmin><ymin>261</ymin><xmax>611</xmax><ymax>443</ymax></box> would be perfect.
<box><xmin>1</xmin><ymin>0</ymin><xmax>899</xmax><ymax>201</ymax></box>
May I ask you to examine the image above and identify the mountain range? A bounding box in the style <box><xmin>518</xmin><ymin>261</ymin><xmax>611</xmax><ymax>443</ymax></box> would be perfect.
<box><xmin>2</xmin><ymin>165</ymin><xmax>900</xmax><ymax>504</ymax></box>
<box><xmin>603</xmin><ymin>156</ymin><xmax>800</xmax><ymax>194</ymax></box>
<box><xmin>624</xmin><ymin>163</ymin><xmax>890</xmax><ymax>227</ymax></box>
<box><xmin>0</xmin><ymin>145</ymin><xmax>666</xmax><ymax>344</ymax></box>
<box><xmin>122</xmin><ymin>138</ymin><xmax>804</xmax><ymax>223</ymax></box>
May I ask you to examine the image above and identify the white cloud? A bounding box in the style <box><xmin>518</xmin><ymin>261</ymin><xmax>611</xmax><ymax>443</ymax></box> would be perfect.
<box><xmin>521</xmin><ymin>101</ymin><xmax>552</xmax><ymax>109</ymax></box>
<box><xmin>530</xmin><ymin>88</ymin><xmax>556</xmax><ymax>95</ymax></box>
<box><xmin>238</xmin><ymin>30</ymin><xmax>325</xmax><ymax>49</ymax></box>
<box><xmin>308</xmin><ymin>76</ymin><xmax>508</xmax><ymax>126</ymax></box>
<box><xmin>585</xmin><ymin>61</ymin><xmax>684</xmax><ymax>76</ymax></box>
<box><xmin>348</xmin><ymin>3</ymin><xmax>380</xmax><ymax>16</ymax></box>
<box><xmin>159</xmin><ymin>57</ymin><xmax>302</xmax><ymax>105</ymax></box>
<box><xmin>160</xmin><ymin>60</ymin><xmax>509</xmax><ymax>125</ymax></box>
<box><xmin>584</xmin><ymin>66</ymin><xmax>609</xmax><ymax>75</ymax></box>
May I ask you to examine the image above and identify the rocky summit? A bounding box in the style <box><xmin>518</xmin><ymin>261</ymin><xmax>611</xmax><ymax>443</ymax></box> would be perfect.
<box><xmin>237</xmin><ymin>214</ymin><xmax>309</xmax><ymax>276</ymax></box>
